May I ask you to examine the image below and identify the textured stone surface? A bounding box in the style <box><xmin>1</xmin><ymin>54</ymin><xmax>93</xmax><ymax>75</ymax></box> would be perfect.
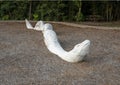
<box><xmin>0</xmin><ymin>22</ymin><xmax>120</xmax><ymax>85</ymax></box>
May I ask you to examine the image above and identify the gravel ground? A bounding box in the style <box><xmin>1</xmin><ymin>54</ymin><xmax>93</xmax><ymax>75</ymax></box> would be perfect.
<box><xmin>0</xmin><ymin>21</ymin><xmax>120</xmax><ymax>85</ymax></box>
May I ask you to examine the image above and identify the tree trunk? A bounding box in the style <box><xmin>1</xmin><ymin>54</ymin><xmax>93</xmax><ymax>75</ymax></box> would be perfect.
<box><xmin>29</xmin><ymin>1</ymin><xmax>32</xmax><ymax>20</ymax></box>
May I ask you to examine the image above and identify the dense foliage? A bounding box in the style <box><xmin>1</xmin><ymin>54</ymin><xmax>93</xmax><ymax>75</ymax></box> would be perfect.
<box><xmin>0</xmin><ymin>1</ymin><xmax>120</xmax><ymax>22</ymax></box>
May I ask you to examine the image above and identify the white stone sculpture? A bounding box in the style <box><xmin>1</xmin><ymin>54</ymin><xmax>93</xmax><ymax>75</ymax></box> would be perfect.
<box><xmin>25</xmin><ymin>19</ymin><xmax>90</xmax><ymax>63</ymax></box>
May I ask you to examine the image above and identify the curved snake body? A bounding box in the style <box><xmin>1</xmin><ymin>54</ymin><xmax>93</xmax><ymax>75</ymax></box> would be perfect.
<box><xmin>25</xmin><ymin>19</ymin><xmax>90</xmax><ymax>63</ymax></box>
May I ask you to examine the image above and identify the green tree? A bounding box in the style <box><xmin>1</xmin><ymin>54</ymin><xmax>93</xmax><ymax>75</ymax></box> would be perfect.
<box><xmin>74</xmin><ymin>0</ymin><xmax>84</xmax><ymax>21</ymax></box>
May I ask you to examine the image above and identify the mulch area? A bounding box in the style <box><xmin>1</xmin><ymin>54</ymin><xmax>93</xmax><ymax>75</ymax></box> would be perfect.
<box><xmin>0</xmin><ymin>21</ymin><xmax>120</xmax><ymax>85</ymax></box>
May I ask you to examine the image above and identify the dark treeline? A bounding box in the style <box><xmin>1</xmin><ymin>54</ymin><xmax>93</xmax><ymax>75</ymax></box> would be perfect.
<box><xmin>0</xmin><ymin>1</ymin><xmax>120</xmax><ymax>22</ymax></box>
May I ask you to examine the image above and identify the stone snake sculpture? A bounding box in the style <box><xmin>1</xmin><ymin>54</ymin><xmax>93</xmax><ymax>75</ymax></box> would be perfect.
<box><xmin>25</xmin><ymin>19</ymin><xmax>90</xmax><ymax>63</ymax></box>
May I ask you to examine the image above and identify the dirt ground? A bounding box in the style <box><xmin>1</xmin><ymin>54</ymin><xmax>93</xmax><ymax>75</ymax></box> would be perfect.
<box><xmin>0</xmin><ymin>21</ymin><xmax>120</xmax><ymax>85</ymax></box>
